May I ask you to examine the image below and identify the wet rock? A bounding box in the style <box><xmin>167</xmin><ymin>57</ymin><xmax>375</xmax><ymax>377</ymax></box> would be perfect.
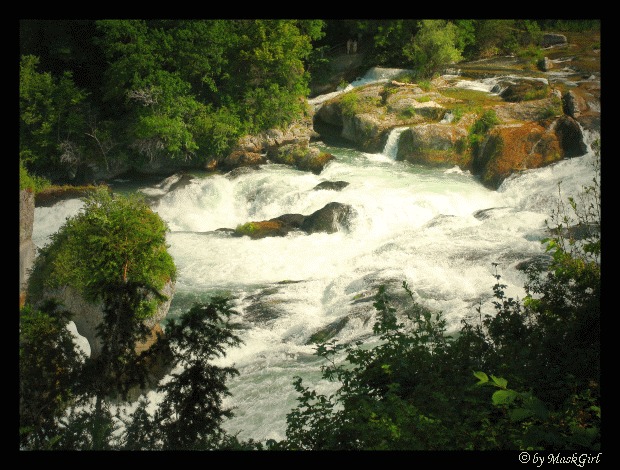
<box><xmin>273</xmin><ymin>213</ymin><xmax>306</xmax><ymax>229</ymax></box>
<box><xmin>306</xmin><ymin>317</ymin><xmax>349</xmax><ymax>344</ymax></box>
<box><xmin>555</xmin><ymin>115</ymin><xmax>588</xmax><ymax>158</ymax></box>
<box><xmin>301</xmin><ymin>202</ymin><xmax>357</xmax><ymax>234</ymax></box>
<box><xmin>313</xmin><ymin>181</ymin><xmax>350</xmax><ymax>191</ymax></box>
<box><xmin>167</xmin><ymin>173</ymin><xmax>195</xmax><ymax>192</ymax></box>
<box><xmin>515</xmin><ymin>254</ymin><xmax>553</xmax><ymax>272</ymax></box>
<box><xmin>541</xmin><ymin>33</ymin><xmax>567</xmax><ymax>48</ymax></box>
<box><xmin>234</xmin><ymin>220</ymin><xmax>292</xmax><ymax>239</ymax></box>
<box><xmin>222</xmin><ymin>150</ymin><xmax>267</xmax><ymax>170</ymax></box>
<box><xmin>397</xmin><ymin>123</ymin><xmax>470</xmax><ymax>167</ymax></box>
<box><xmin>498</xmin><ymin>78</ymin><xmax>549</xmax><ymax>102</ymax></box>
<box><xmin>226</xmin><ymin>166</ymin><xmax>261</xmax><ymax>179</ymax></box>
<box><xmin>475</xmin><ymin>123</ymin><xmax>562</xmax><ymax>189</ymax></box>
<box><xmin>271</xmin><ymin>144</ymin><xmax>335</xmax><ymax>174</ymax></box>
<box><xmin>549</xmin><ymin>222</ymin><xmax>600</xmax><ymax>241</ymax></box>
<box><xmin>473</xmin><ymin>207</ymin><xmax>514</xmax><ymax>220</ymax></box>
<box><xmin>576</xmin><ymin>114</ymin><xmax>600</xmax><ymax>133</ymax></box>
<box><xmin>537</xmin><ymin>56</ymin><xmax>553</xmax><ymax>71</ymax></box>
<box><xmin>562</xmin><ymin>89</ymin><xmax>588</xmax><ymax>118</ymax></box>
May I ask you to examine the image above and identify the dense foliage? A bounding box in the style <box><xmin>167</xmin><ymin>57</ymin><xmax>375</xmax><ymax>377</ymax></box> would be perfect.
<box><xmin>19</xmin><ymin>20</ymin><xmax>325</xmax><ymax>184</ymax></box>
<box><xmin>19</xmin><ymin>19</ymin><xmax>599</xmax><ymax>186</ymax></box>
<box><xmin>19</xmin><ymin>19</ymin><xmax>600</xmax><ymax>451</ymax></box>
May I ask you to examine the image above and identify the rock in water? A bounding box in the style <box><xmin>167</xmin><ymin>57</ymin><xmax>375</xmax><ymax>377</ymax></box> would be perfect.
<box><xmin>301</xmin><ymin>202</ymin><xmax>357</xmax><ymax>234</ymax></box>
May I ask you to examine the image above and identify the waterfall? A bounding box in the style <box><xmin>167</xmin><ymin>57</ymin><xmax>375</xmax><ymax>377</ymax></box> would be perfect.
<box><xmin>382</xmin><ymin>127</ymin><xmax>409</xmax><ymax>159</ymax></box>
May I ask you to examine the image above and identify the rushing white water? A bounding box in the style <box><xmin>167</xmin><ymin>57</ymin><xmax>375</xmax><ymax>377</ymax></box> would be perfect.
<box><xmin>382</xmin><ymin>127</ymin><xmax>409</xmax><ymax>159</ymax></box>
<box><xmin>32</xmin><ymin>128</ymin><xmax>600</xmax><ymax>443</ymax></box>
<box><xmin>309</xmin><ymin>66</ymin><xmax>411</xmax><ymax>108</ymax></box>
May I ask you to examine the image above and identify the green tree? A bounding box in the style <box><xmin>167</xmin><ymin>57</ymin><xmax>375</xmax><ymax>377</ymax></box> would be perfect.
<box><xmin>403</xmin><ymin>20</ymin><xmax>462</xmax><ymax>78</ymax></box>
<box><xmin>20</xmin><ymin>54</ymin><xmax>89</xmax><ymax>178</ymax></box>
<box><xmin>21</xmin><ymin>189</ymin><xmax>248</xmax><ymax>450</ymax></box>
<box><xmin>19</xmin><ymin>301</ymin><xmax>86</xmax><ymax>449</ymax></box>
<box><xmin>146</xmin><ymin>299</ymin><xmax>242</xmax><ymax>450</ymax></box>
<box><xmin>95</xmin><ymin>20</ymin><xmax>324</xmax><ymax>165</ymax></box>
<box><xmin>474</xmin><ymin>20</ymin><xmax>517</xmax><ymax>57</ymax></box>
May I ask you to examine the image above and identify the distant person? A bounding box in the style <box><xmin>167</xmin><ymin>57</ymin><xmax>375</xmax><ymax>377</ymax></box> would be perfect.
<box><xmin>352</xmin><ymin>40</ymin><xmax>357</xmax><ymax>54</ymax></box>
<box><xmin>347</xmin><ymin>39</ymin><xmax>352</xmax><ymax>54</ymax></box>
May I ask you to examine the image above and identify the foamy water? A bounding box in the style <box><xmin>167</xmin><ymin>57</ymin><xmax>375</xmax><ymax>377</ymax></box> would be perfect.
<box><xmin>32</xmin><ymin>125</ymin><xmax>600</xmax><ymax>443</ymax></box>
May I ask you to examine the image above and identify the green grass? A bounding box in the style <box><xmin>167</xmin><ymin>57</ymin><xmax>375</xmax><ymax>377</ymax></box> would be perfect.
<box><xmin>398</xmin><ymin>106</ymin><xmax>416</xmax><ymax>119</ymax></box>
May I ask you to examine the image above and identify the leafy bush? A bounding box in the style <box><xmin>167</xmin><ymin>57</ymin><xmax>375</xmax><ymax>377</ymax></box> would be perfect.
<box><xmin>28</xmin><ymin>187</ymin><xmax>176</xmax><ymax>315</ymax></box>
<box><xmin>468</xmin><ymin>109</ymin><xmax>500</xmax><ymax>150</ymax></box>
<box><xmin>339</xmin><ymin>91</ymin><xmax>361</xmax><ymax>117</ymax></box>
<box><xmin>20</xmin><ymin>160</ymin><xmax>51</xmax><ymax>193</ymax></box>
<box><xmin>398</xmin><ymin>106</ymin><xmax>416</xmax><ymax>119</ymax></box>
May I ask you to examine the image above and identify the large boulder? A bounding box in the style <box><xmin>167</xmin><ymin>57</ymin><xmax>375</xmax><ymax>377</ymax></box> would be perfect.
<box><xmin>19</xmin><ymin>190</ymin><xmax>36</xmax><ymax>306</ymax></box>
<box><xmin>554</xmin><ymin>115</ymin><xmax>588</xmax><ymax>158</ymax></box>
<box><xmin>232</xmin><ymin>202</ymin><xmax>357</xmax><ymax>239</ymax></box>
<box><xmin>475</xmin><ymin>123</ymin><xmax>562</xmax><ymax>189</ymax></box>
<box><xmin>562</xmin><ymin>90</ymin><xmax>589</xmax><ymax>118</ymax></box>
<box><xmin>314</xmin><ymin>83</ymin><xmax>447</xmax><ymax>153</ymax></box>
<box><xmin>270</xmin><ymin>144</ymin><xmax>335</xmax><ymax>174</ymax></box>
<box><xmin>39</xmin><ymin>280</ymin><xmax>175</xmax><ymax>359</ymax></box>
<box><xmin>541</xmin><ymin>33</ymin><xmax>567</xmax><ymax>48</ymax></box>
<box><xmin>301</xmin><ymin>202</ymin><xmax>357</xmax><ymax>234</ymax></box>
<box><xmin>341</xmin><ymin>113</ymin><xmax>389</xmax><ymax>152</ymax></box>
<box><xmin>224</xmin><ymin>117</ymin><xmax>318</xmax><ymax>171</ymax></box>
<box><xmin>397</xmin><ymin>123</ymin><xmax>470</xmax><ymax>168</ymax></box>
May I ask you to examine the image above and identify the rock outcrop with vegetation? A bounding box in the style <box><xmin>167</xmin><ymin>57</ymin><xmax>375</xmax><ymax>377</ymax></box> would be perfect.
<box><xmin>26</xmin><ymin>189</ymin><xmax>177</xmax><ymax>358</ymax></box>
<box><xmin>312</xmin><ymin>30</ymin><xmax>599</xmax><ymax>188</ymax></box>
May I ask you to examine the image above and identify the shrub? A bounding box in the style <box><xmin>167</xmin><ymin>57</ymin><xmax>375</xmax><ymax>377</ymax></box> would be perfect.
<box><xmin>28</xmin><ymin>187</ymin><xmax>176</xmax><ymax>316</ymax></box>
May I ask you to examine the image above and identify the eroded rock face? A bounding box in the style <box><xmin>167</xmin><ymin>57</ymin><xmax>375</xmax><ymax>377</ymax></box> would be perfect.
<box><xmin>224</xmin><ymin>117</ymin><xmax>318</xmax><ymax>170</ymax></box>
<box><xmin>314</xmin><ymin>83</ymin><xmax>447</xmax><ymax>153</ymax></box>
<box><xmin>476</xmin><ymin>123</ymin><xmax>562</xmax><ymax>188</ymax></box>
<box><xmin>541</xmin><ymin>33</ymin><xmax>567</xmax><ymax>48</ymax></box>
<box><xmin>555</xmin><ymin>115</ymin><xmax>588</xmax><ymax>158</ymax></box>
<box><xmin>301</xmin><ymin>202</ymin><xmax>357</xmax><ymax>234</ymax></box>
<box><xmin>20</xmin><ymin>190</ymin><xmax>36</xmax><ymax>306</ymax></box>
<box><xmin>397</xmin><ymin>123</ymin><xmax>470</xmax><ymax>167</ymax></box>
<box><xmin>40</xmin><ymin>280</ymin><xmax>175</xmax><ymax>359</ymax></box>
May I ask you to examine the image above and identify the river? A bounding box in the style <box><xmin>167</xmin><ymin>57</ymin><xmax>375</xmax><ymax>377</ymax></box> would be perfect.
<box><xmin>31</xmin><ymin>72</ymin><xmax>600</xmax><ymax>443</ymax></box>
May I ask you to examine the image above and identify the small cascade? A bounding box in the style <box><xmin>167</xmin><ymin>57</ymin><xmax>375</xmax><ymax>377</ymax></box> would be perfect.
<box><xmin>382</xmin><ymin>127</ymin><xmax>409</xmax><ymax>159</ymax></box>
